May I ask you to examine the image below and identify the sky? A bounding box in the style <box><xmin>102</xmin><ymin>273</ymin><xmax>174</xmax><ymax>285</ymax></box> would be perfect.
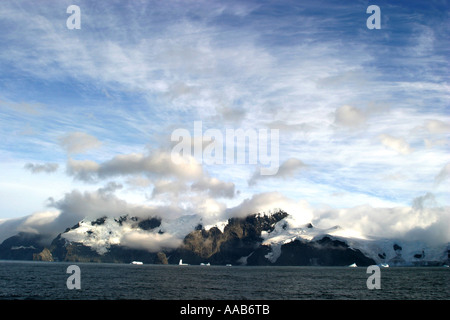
<box><xmin>0</xmin><ymin>0</ymin><xmax>449</xmax><ymax>245</ymax></box>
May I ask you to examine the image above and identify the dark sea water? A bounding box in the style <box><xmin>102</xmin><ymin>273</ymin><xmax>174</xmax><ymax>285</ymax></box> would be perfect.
<box><xmin>0</xmin><ymin>261</ymin><xmax>448</xmax><ymax>300</ymax></box>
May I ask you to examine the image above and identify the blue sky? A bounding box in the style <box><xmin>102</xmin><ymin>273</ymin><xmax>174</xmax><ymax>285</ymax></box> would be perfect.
<box><xmin>0</xmin><ymin>0</ymin><xmax>449</xmax><ymax>243</ymax></box>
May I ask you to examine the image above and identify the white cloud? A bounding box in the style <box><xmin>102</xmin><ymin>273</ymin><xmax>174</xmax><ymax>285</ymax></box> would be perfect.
<box><xmin>66</xmin><ymin>158</ymin><xmax>100</xmax><ymax>182</ymax></box>
<box><xmin>424</xmin><ymin>138</ymin><xmax>448</xmax><ymax>149</ymax></box>
<box><xmin>24</xmin><ymin>162</ymin><xmax>59</xmax><ymax>174</ymax></box>
<box><xmin>378</xmin><ymin>134</ymin><xmax>413</xmax><ymax>155</ymax></box>
<box><xmin>126</xmin><ymin>176</ymin><xmax>152</xmax><ymax>188</ymax></box>
<box><xmin>191</xmin><ymin>177</ymin><xmax>235</xmax><ymax>198</ymax></box>
<box><xmin>120</xmin><ymin>230</ymin><xmax>182</xmax><ymax>252</ymax></box>
<box><xmin>334</xmin><ymin>105</ymin><xmax>366</xmax><ymax>128</ymax></box>
<box><xmin>151</xmin><ymin>180</ymin><xmax>189</xmax><ymax>198</ymax></box>
<box><xmin>16</xmin><ymin>210</ymin><xmax>60</xmax><ymax>235</ymax></box>
<box><xmin>226</xmin><ymin>192</ymin><xmax>313</xmax><ymax>225</ymax></box>
<box><xmin>424</xmin><ymin>119</ymin><xmax>450</xmax><ymax>134</ymax></box>
<box><xmin>59</xmin><ymin>132</ymin><xmax>102</xmax><ymax>155</ymax></box>
<box><xmin>313</xmin><ymin>196</ymin><xmax>450</xmax><ymax>245</ymax></box>
<box><xmin>0</xmin><ymin>99</ymin><xmax>44</xmax><ymax>116</ymax></box>
<box><xmin>248</xmin><ymin>158</ymin><xmax>307</xmax><ymax>186</ymax></box>
<box><xmin>66</xmin><ymin>150</ymin><xmax>204</xmax><ymax>182</ymax></box>
<box><xmin>435</xmin><ymin>162</ymin><xmax>450</xmax><ymax>185</ymax></box>
<box><xmin>49</xmin><ymin>188</ymin><xmax>162</xmax><ymax>225</ymax></box>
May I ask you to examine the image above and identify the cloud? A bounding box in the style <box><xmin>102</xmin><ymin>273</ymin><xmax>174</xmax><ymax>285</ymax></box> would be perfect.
<box><xmin>191</xmin><ymin>177</ymin><xmax>235</xmax><ymax>199</ymax></box>
<box><xmin>48</xmin><ymin>188</ymin><xmax>161</xmax><ymax>227</ymax></box>
<box><xmin>403</xmin><ymin>215</ymin><xmax>450</xmax><ymax>246</ymax></box>
<box><xmin>424</xmin><ymin>119</ymin><xmax>450</xmax><ymax>134</ymax></box>
<box><xmin>266</xmin><ymin>120</ymin><xmax>314</xmax><ymax>134</ymax></box>
<box><xmin>127</xmin><ymin>176</ymin><xmax>152</xmax><ymax>188</ymax></box>
<box><xmin>334</xmin><ymin>105</ymin><xmax>366</xmax><ymax>128</ymax></box>
<box><xmin>59</xmin><ymin>132</ymin><xmax>102</xmax><ymax>155</ymax></box>
<box><xmin>16</xmin><ymin>210</ymin><xmax>60</xmax><ymax>235</ymax></box>
<box><xmin>412</xmin><ymin>192</ymin><xmax>437</xmax><ymax>210</ymax></box>
<box><xmin>120</xmin><ymin>230</ymin><xmax>183</xmax><ymax>252</ymax></box>
<box><xmin>0</xmin><ymin>99</ymin><xmax>43</xmax><ymax>116</ymax></box>
<box><xmin>98</xmin><ymin>182</ymin><xmax>123</xmax><ymax>195</ymax></box>
<box><xmin>60</xmin><ymin>130</ymin><xmax>100</xmax><ymax>152</ymax></box>
<box><xmin>66</xmin><ymin>150</ymin><xmax>204</xmax><ymax>182</ymax></box>
<box><xmin>226</xmin><ymin>191</ymin><xmax>313</xmax><ymax>224</ymax></box>
<box><xmin>424</xmin><ymin>138</ymin><xmax>448</xmax><ymax>149</ymax></box>
<box><xmin>24</xmin><ymin>162</ymin><xmax>59</xmax><ymax>174</ymax></box>
<box><xmin>151</xmin><ymin>180</ymin><xmax>189</xmax><ymax>198</ymax></box>
<box><xmin>378</xmin><ymin>134</ymin><xmax>413</xmax><ymax>155</ymax></box>
<box><xmin>434</xmin><ymin>162</ymin><xmax>450</xmax><ymax>185</ymax></box>
<box><xmin>248</xmin><ymin>158</ymin><xmax>307</xmax><ymax>186</ymax></box>
<box><xmin>412</xmin><ymin>26</ymin><xmax>435</xmax><ymax>57</ymax></box>
<box><xmin>313</xmin><ymin>196</ymin><xmax>450</xmax><ymax>245</ymax></box>
<box><xmin>0</xmin><ymin>210</ymin><xmax>63</xmax><ymax>245</ymax></box>
<box><xmin>213</xmin><ymin>105</ymin><xmax>247</xmax><ymax>124</ymax></box>
<box><xmin>3</xmin><ymin>183</ymin><xmax>449</xmax><ymax>249</ymax></box>
<box><xmin>66</xmin><ymin>158</ymin><xmax>100</xmax><ymax>182</ymax></box>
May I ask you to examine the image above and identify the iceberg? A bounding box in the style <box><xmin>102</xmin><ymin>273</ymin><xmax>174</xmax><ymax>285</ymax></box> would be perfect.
<box><xmin>179</xmin><ymin>259</ymin><xmax>189</xmax><ymax>265</ymax></box>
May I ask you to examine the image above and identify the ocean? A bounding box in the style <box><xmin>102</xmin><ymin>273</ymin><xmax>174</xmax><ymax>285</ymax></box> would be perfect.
<box><xmin>0</xmin><ymin>261</ymin><xmax>448</xmax><ymax>300</ymax></box>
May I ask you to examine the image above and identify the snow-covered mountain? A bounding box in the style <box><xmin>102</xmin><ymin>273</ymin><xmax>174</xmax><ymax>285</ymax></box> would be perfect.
<box><xmin>261</xmin><ymin>214</ymin><xmax>449</xmax><ymax>266</ymax></box>
<box><xmin>0</xmin><ymin>211</ymin><xmax>448</xmax><ymax>266</ymax></box>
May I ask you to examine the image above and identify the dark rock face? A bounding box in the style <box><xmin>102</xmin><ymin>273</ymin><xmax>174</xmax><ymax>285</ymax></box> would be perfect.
<box><xmin>0</xmin><ymin>233</ymin><xmax>44</xmax><ymax>260</ymax></box>
<box><xmin>49</xmin><ymin>234</ymin><xmax>102</xmax><ymax>263</ymax></box>
<box><xmin>272</xmin><ymin>237</ymin><xmax>375</xmax><ymax>266</ymax></box>
<box><xmin>168</xmin><ymin>211</ymin><xmax>289</xmax><ymax>265</ymax></box>
<box><xmin>49</xmin><ymin>234</ymin><xmax>161</xmax><ymax>264</ymax></box>
<box><xmin>91</xmin><ymin>217</ymin><xmax>107</xmax><ymax>226</ymax></box>
<box><xmin>138</xmin><ymin>217</ymin><xmax>162</xmax><ymax>230</ymax></box>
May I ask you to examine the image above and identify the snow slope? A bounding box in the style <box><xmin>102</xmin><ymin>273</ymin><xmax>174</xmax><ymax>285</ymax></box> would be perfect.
<box><xmin>62</xmin><ymin>214</ymin><xmax>203</xmax><ymax>255</ymax></box>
